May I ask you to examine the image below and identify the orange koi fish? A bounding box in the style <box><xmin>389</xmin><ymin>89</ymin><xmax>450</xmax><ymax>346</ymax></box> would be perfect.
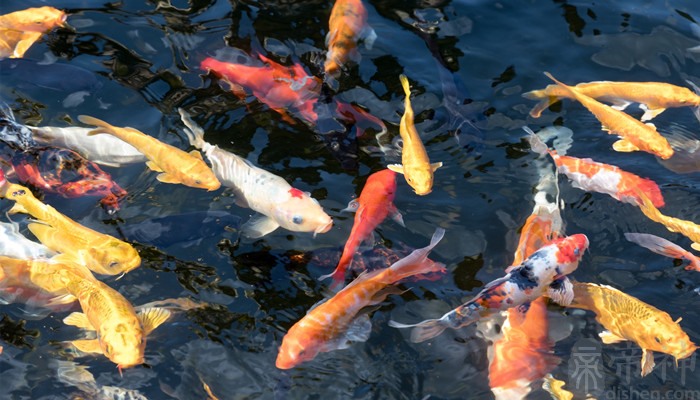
<box><xmin>78</xmin><ymin>115</ymin><xmax>221</xmax><ymax>191</ymax></box>
<box><xmin>388</xmin><ymin>75</ymin><xmax>443</xmax><ymax>195</ymax></box>
<box><xmin>570</xmin><ymin>282</ymin><xmax>697</xmax><ymax>376</ymax></box>
<box><xmin>625</xmin><ymin>232</ymin><xmax>700</xmax><ymax>271</ymax></box>
<box><xmin>524</xmin><ymin>80</ymin><xmax>700</xmax><ymax>121</ymax></box>
<box><xmin>526</xmin><ymin>127</ymin><xmax>664</xmax><ymax>208</ymax></box>
<box><xmin>319</xmin><ymin>168</ymin><xmax>402</xmax><ymax>287</ymax></box>
<box><xmin>636</xmin><ymin>192</ymin><xmax>700</xmax><ymax>251</ymax></box>
<box><xmin>324</xmin><ymin>0</ymin><xmax>376</xmax><ymax>84</ymax></box>
<box><xmin>390</xmin><ymin>234</ymin><xmax>588</xmax><ymax>343</ymax></box>
<box><xmin>275</xmin><ymin>228</ymin><xmax>446</xmax><ymax>369</ymax></box>
<box><xmin>0</xmin><ymin>7</ymin><xmax>66</xmax><ymax>59</ymax></box>
<box><xmin>542</xmin><ymin>72</ymin><xmax>674</xmax><ymax>159</ymax></box>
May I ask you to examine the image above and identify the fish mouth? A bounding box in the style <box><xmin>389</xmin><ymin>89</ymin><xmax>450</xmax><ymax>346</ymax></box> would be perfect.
<box><xmin>313</xmin><ymin>219</ymin><xmax>333</xmax><ymax>237</ymax></box>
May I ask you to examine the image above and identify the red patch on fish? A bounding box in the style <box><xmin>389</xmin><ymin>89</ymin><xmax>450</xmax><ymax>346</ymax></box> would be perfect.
<box><xmin>288</xmin><ymin>188</ymin><xmax>304</xmax><ymax>198</ymax></box>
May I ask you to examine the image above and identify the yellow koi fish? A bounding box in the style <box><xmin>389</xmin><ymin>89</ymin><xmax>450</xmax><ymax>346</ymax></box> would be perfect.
<box><xmin>78</xmin><ymin>115</ymin><xmax>221</xmax><ymax>191</ymax></box>
<box><xmin>637</xmin><ymin>191</ymin><xmax>700</xmax><ymax>251</ymax></box>
<box><xmin>0</xmin><ymin>7</ymin><xmax>66</xmax><ymax>59</ymax></box>
<box><xmin>524</xmin><ymin>80</ymin><xmax>700</xmax><ymax>121</ymax></box>
<box><xmin>388</xmin><ymin>75</ymin><xmax>442</xmax><ymax>195</ymax></box>
<box><xmin>570</xmin><ymin>282</ymin><xmax>696</xmax><ymax>376</ymax></box>
<box><xmin>542</xmin><ymin>72</ymin><xmax>674</xmax><ymax>159</ymax></box>
<box><xmin>0</xmin><ymin>179</ymin><xmax>140</xmax><ymax>275</ymax></box>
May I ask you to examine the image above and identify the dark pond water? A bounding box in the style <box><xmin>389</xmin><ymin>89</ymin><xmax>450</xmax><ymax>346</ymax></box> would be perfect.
<box><xmin>1</xmin><ymin>0</ymin><xmax>700</xmax><ymax>399</ymax></box>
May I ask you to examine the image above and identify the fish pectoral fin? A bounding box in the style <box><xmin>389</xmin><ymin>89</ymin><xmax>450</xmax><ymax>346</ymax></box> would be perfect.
<box><xmin>138</xmin><ymin>307</ymin><xmax>172</xmax><ymax>335</ymax></box>
<box><xmin>546</xmin><ymin>277</ymin><xmax>574</xmax><ymax>306</ymax></box>
<box><xmin>240</xmin><ymin>214</ymin><xmax>280</xmax><ymax>239</ymax></box>
<box><xmin>156</xmin><ymin>173</ymin><xmax>182</xmax><ymax>185</ymax></box>
<box><xmin>27</xmin><ymin>222</ymin><xmax>60</xmax><ymax>244</ymax></box>
<box><xmin>599</xmin><ymin>330</ymin><xmax>626</xmax><ymax>344</ymax></box>
<box><xmin>612</xmin><ymin>139</ymin><xmax>640</xmax><ymax>153</ymax></box>
<box><xmin>389</xmin><ymin>205</ymin><xmax>405</xmax><ymax>227</ymax></box>
<box><xmin>361</xmin><ymin>27</ymin><xmax>377</xmax><ymax>50</ymax></box>
<box><xmin>341</xmin><ymin>199</ymin><xmax>360</xmax><ymax>213</ymax></box>
<box><xmin>189</xmin><ymin>150</ymin><xmax>204</xmax><ymax>160</ymax></box>
<box><xmin>63</xmin><ymin>312</ymin><xmax>95</xmax><ymax>330</ymax></box>
<box><xmin>639</xmin><ymin>104</ymin><xmax>665</xmax><ymax>121</ymax></box>
<box><xmin>609</xmin><ymin>99</ymin><xmax>633</xmax><ymax>111</ymax></box>
<box><xmin>46</xmin><ymin>293</ymin><xmax>77</xmax><ymax>307</ymax></box>
<box><xmin>641</xmin><ymin>349</ymin><xmax>656</xmax><ymax>376</ymax></box>
<box><xmin>691</xmin><ymin>243</ymin><xmax>700</xmax><ymax>251</ymax></box>
<box><xmin>430</xmin><ymin>162</ymin><xmax>443</xmax><ymax>172</ymax></box>
<box><xmin>8</xmin><ymin>202</ymin><xmax>28</xmax><ymax>215</ymax></box>
<box><xmin>320</xmin><ymin>314</ymin><xmax>372</xmax><ymax>353</ymax></box>
<box><xmin>387</xmin><ymin>164</ymin><xmax>405</xmax><ymax>174</ymax></box>
<box><xmin>71</xmin><ymin>339</ymin><xmax>103</xmax><ymax>354</ymax></box>
<box><xmin>145</xmin><ymin>160</ymin><xmax>163</xmax><ymax>172</ymax></box>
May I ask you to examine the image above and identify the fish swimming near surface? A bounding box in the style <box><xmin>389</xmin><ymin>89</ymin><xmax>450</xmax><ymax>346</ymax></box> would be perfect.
<box><xmin>179</xmin><ymin>109</ymin><xmax>333</xmax><ymax>238</ymax></box>
<box><xmin>78</xmin><ymin>115</ymin><xmax>221</xmax><ymax>191</ymax></box>
<box><xmin>0</xmin><ymin>220</ymin><xmax>55</xmax><ymax>260</ymax></box>
<box><xmin>388</xmin><ymin>75</ymin><xmax>443</xmax><ymax>195</ymax></box>
<box><xmin>541</xmin><ymin>72</ymin><xmax>674</xmax><ymax>159</ymax></box>
<box><xmin>625</xmin><ymin>232</ymin><xmax>700</xmax><ymax>271</ymax></box>
<box><xmin>636</xmin><ymin>191</ymin><xmax>700</xmax><ymax>252</ymax></box>
<box><xmin>526</xmin><ymin>127</ymin><xmax>665</xmax><ymax>208</ymax></box>
<box><xmin>569</xmin><ymin>282</ymin><xmax>697</xmax><ymax>376</ymax></box>
<box><xmin>275</xmin><ymin>228</ymin><xmax>446</xmax><ymax>369</ymax></box>
<box><xmin>0</xmin><ymin>102</ymin><xmax>36</xmax><ymax>149</ymax></box>
<box><xmin>523</xmin><ymin>80</ymin><xmax>700</xmax><ymax>121</ymax></box>
<box><xmin>0</xmin><ymin>7</ymin><xmax>67</xmax><ymax>59</ymax></box>
<box><xmin>319</xmin><ymin>168</ymin><xmax>402</xmax><ymax>287</ymax></box>
<box><xmin>389</xmin><ymin>234</ymin><xmax>588</xmax><ymax>343</ymax></box>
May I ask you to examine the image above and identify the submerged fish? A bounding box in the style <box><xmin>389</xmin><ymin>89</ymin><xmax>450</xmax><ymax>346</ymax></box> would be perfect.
<box><xmin>542</xmin><ymin>72</ymin><xmax>674</xmax><ymax>159</ymax></box>
<box><xmin>389</xmin><ymin>234</ymin><xmax>588</xmax><ymax>343</ymax></box>
<box><xmin>0</xmin><ymin>220</ymin><xmax>55</xmax><ymax>260</ymax></box>
<box><xmin>55</xmin><ymin>360</ymin><xmax>148</xmax><ymax>400</ymax></box>
<box><xmin>388</xmin><ymin>75</ymin><xmax>442</xmax><ymax>195</ymax></box>
<box><xmin>569</xmin><ymin>282</ymin><xmax>697</xmax><ymax>376</ymax></box>
<box><xmin>324</xmin><ymin>0</ymin><xmax>376</xmax><ymax>85</ymax></box>
<box><xmin>636</xmin><ymin>191</ymin><xmax>700</xmax><ymax>251</ymax></box>
<box><xmin>276</xmin><ymin>228</ymin><xmax>446</xmax><ymax>369</ymax></box>
<box><xmin>0</xmin><ymin>6</ymin><xmax>66</xmax><ymax>59</ymax></box>
<box><xmin>0</xmin><ymin>102</ymin><xmax>35</xmax><ymax>149</ymax></box>
<box><xmin>179</xmin><ymin>109</ymin><xmax>332</xmax><ymax>238</ymax></box>
<box><xmin>78</xmin><ymin>115</ymin><xmax>221</xmax><ymax>191</ymax></box>
<box><xmin>625</xmin><ymin>232</ymin><xmax>700</xmax><ymax>271</ymax></box>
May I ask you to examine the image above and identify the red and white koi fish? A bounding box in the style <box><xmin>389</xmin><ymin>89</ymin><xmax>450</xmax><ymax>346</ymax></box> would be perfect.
<box><xmin>324</xmin><ymin>0</ymin><xmax>376</xmax><ymax>86</ymax></box>
<box><xmin>526</xmin><ymin>127</ymin><xmax>665</xmax><ymax>208</ymax></box>
<box><xmin>275</xmin><ymin>228</ymin><xmax>446</xmax><ymax>369</ymax></box>
<box><xmin>179</xmin><ymin>109</ymin><xmax>332</xmax><ymax>238</ymax></box>
<box><xmin>319</xmin><ymin>168</ymin><xmax>402</xmax><ymax>287</ymax></box>
<box><xmin>389</xmin><ymin>234</ymin><xmax>589</xmax><ymax>343</ymax></box>
<box><xmin>625</xmin><ymin>232</ymin><xmax>700</xmax><ymax>272</ymax></box>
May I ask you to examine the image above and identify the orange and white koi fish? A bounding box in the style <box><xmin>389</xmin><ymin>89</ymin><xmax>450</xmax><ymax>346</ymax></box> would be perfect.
<box><xmin>324</xmin><ymin>0</ymin><xmax>376</xmax><ymax>84</ymax></box>
<box><xmin>0</xmin><ymin>7</ymin><xmax>66</xmax><ymax>59</ymax></box>
<box><xmin>526</xmin><ymin>127</ymin><xmax>665</xmax><ymax>208</ymax></box>
<box><xmin>524</xmin><ymin>80</ymin><xmax>700</xmax><ymax>121</ymax></box>
<box><xmin>388</xmin><ymin>75</ymin><xmax>442</xmax><ymax>195</ymax></box>
<box><xmin>0</xmin><ymin>172</ymin><xmax>140</xmax><ymax>275</ymax></box>
<box><xmin>569</xmin><ymin>282</ymin><xmax>697</xmax><ymax>376</ymax></box>
<box><xmin>542</xmin><ymin>72</ymin><xmax>674</xmax><ymax>159</ymax></box>
<box><xmin>625</xmin><ymin>232</ymin><xmax>700</xmax><ymax>271</ymax></box>
<box><xmin>390</xmin><ymin>234</ymin><xmax>588</xmax><ymax>343</ymax></box>
<box><xmin>275</xmin><ymin>228</ymin><xmax>446</xmax><ymax>369</ymax></box>
<box><xmin>179</xmin><ymin>109</ymin><xmax>332</xmax><ymax>238</ymax></box>
<box><xmin>78</xmin><ymin>115</ymin><xmax>220</xmax><ymax>191</ymax></box>
<box><xmin>636</xmin><ymin>192</ymin><xmax>700</xmax><ymax>252</ymax></box>
<box><xmin>319</xmin><ymin>168</ymin><xmax>402</xmax><ymax>287</ymax></box>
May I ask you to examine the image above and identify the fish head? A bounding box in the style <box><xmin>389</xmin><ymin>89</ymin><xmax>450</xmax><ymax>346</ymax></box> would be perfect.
<box><xmin>186</xmin><ymin>169</ymin><xmax>221</xmax><ymax>191</ymax></box>
<box><xmin>643</xmin><ymin>316</ymin><xmax>698</xmax><ymax>361</ymax></box>
<box><xmin>275</xmin><ymin>328</ymin><xmax>320</xmax><ymax>369</ymax></box>
<box><xmin>405</xmin><ymin>167</ymin><xmax>435</xmax><ymax>196</ymax></box>
<box><xmin>13</xmin><ymin>7</ymin><xmax>67</xmax><ymax>32</ymax></box>
<box><xmin>88</xmin><ymin>243</ymin><xmax>141</xmax><ymax>275</ymax></box>
<box><xmin>550</xmin><ymin>233</ymin><xmax>589</xmax><ymax>275</ymax></box>
<box><xmin>649</xmin><ymin>140</ymin><xmax>674</xmax><ymax>160</ymax></box>
<box><xmin>99</xmin><ymin>320</ymin><xmax>145</xmax><ymax>369</ymax></box>
<box><xmin>275</xmin><ymin>189</ymin><xmax>333</xmax><ymax>235</ymax></box>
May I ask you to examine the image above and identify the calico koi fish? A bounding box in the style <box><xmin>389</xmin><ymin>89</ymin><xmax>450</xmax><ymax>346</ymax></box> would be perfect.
<box><xmin>542</xmin><ymin>72</ymin><xmax>674</xmax><ymax>159</ymax></box>
<box><xmin>569</xmin><ymin>282</ymin><xmax>697</xmax><ymax>376</ymax></box>
<box><xmin>78</xmin><ymin>115</ymin><xmax>220</xmax><ymax>191</ymax></box>
<box><xmin>179</xmin><ymin>109</ymin><xmax>332</xmax><ymax>238</ymax></box>
<box><xmin>0</xmin><ymin>7</ymin><xmax>66</xmax><ymax>59</ymax></box>
<box><xmin>526</xmin><ymin>127</ymin><xmax>664</xmax><ymax>208</ymax></box>
<box><xmin>524</xmin><ymin>80</ymin><xmax>700</xmax><ymax>121</ymax></box>
<box><xmin>636</xmin><ymin>191</ymin><xmax>700</xmax><ymax>251</ymax></box>
<box><xmin>319</xmin><ymin>168</ymin><xmax>402</xmax><ymax>287</ymax></box>
<box><xmin>389</xmin><ymin>234</ymin><xmax>588</xmax><ymax>343</ymax></box>
<box><xmin>388</xmin><ymin>75</ymin><xmax>442</xmax><ymax>195</ymax></box>
<box><xmin>324</xmin><ymin>0</ymin><xmax>377</xmax><ymax>83</ymax></box>
<box><xmin>625</xmin><ymin>232</ymin><xmax>700</xmax><ymax>271</ymax></box>
<box><xmin>275</xmin><ymin>228</ymin><xmax>446</xmax><ymax>369</ymax></box>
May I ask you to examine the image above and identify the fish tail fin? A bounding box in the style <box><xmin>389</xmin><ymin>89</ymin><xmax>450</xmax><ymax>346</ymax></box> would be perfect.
<box><xmin>399</xmin><ymin>74</ymin><xmax>412</xmax><ymax>99</ymax></box>
<box><xmin>386</xmin><ymin>228</ymin><xmax>446</xmax><ymax>283</ymax></box>
<box><xmin>522</xmin><ymin>89</ymin><xmax>547</xmax><ymax>100</ymax></box>
<box><xmin>77</xmin><ymin>115</ymin><xmax>114</xmax><ymax>136</ymax></box>
<box><xmin>523</xmin><ymin>126</ymin><xmax>549</xmax><ymax>156</ymax></box>
<box><xmin>178</xmin><ymin>108</ymin><xmax>206</xmax><ymax>149</ymax></box>
<box><xmin>543</xmin><ymin>72</ymin><xmax>576</xmax><ymax>99</ymax></box>
<box><xmin>685</xmin><ymin>80</ymin><xmax>700</xmax><ymax>123</ymax></box>
<box><xmin>388</xmin><ymin>316</ymin><xmax>450</xmax><ymax>343</ymax></box>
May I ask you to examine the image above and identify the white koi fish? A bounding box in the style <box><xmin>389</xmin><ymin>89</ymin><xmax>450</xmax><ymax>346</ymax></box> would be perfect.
<box><xmin>0</xmin><ymin>220</ymin><xmax>55</xmax><ymax>260</ymax></box>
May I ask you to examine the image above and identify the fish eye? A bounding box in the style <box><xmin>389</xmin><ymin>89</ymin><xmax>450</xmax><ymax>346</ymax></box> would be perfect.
<box><xmin>104</xmin><ymin>344</ymin><xmax>113</xmax><ymax>354</ymax></box>
<box><xmin>109</xmin><ymin>261</ymin><xmax>119</xmax><ymax>268</ymax></box>
<box><xmin>195</xmin><ymin>179</ymin><xmax>202</xmax><ymax>185</ymax></box>
<box><xmin>574</xmin><ymin>248</ymin><xmax>580</xmax><ymax>256</ymax></box>
<box><xmin>655</xmin><ymin>337</ymin><xmax>662</xmax><ymax>344</ymax></box>
<box><xmin>292</xmin><ymin>215</ymin><xmax>303</xmax><ymax>225</ymax></box>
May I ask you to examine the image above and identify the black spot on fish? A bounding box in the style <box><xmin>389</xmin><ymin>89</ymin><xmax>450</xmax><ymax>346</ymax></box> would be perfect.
<box><xmin>508</xmin><ymin>264</ymin><xmax>539</xmax><ymax>291</ymax></box>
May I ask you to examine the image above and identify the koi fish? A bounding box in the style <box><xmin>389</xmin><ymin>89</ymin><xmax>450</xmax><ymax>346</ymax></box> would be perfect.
<box><xmin>526</xmin><ymin>127</ymin><xmax>664</xmax><ymax>208</ymax></box>
<box><xmin>179</xmin><ymin>109</ymin><xmax>332</xmax><ymax>238</ymax></box>
<box><xmin>0</xmin><ymin>220</ymin><xmax>55</xmax><ymax>260</ymax></box>
<box><xmin>388</xmin><ymin>75</ymin><xmax>442</xmax><ymax>195</ymax></box>
<box><xmin>389</xmin><ymin>234</ymin><xmax>589</xmax><ymax>343</ymax></box>
<box><xmin>78</xmin><ymin>115</ymin><xmax>221</xmax><ymax>191</ymax></box>
<box><xmin>636</xmin><ymin>191</ymin><xmax>700</xmax><ymax>252</ymax></box>
<box><xmin>9</xmin><ymin>146</ymin><xmax>128</xmax><ymax>213</ymax></box>
<box><xmin>0</xmin><ymin>102</ymin><xmax>36</xmax><ymax>149</ymax></box>
<box><xmin>0</xmin><ymin>7</ymin><xmax>66</xmax><ymax>59</ymax></box>
<box><xmin>542</xmin><ymin>72</ymin><xmax>674</xmax><ymax>159</ymax></box>
<box><xmin>569</xmin><ymin>282</ymin><xmax>697</xmax><ymax>376</ymax></box>
<box><xmin>55</xmin><ymin>360</ymin><xmax>148</xmax><ymax>400</ymax></box>
<box><xmin>319</xmin><ymin>168</ymin><xmax>402</xmax><ymax>287</ymax></box>
<box><xmin>0</xmin><ymin>172</ymin><xmax>140</xmax><ymax>275</ymax></box>
<box><xmin>541</xmin><ymin>374</ymin><xmax>574</xmax><ymax>400</ymax></box>
<box><xmin>625</xmin><ymin>232</ymin><xmax>700</xmax><ymax>271</ymax></box>
<box><xmin>324</xmin><ymin>0</ymin><xmax>376</xmax><ymax>84</ymax></box>
<box><xmin>275</xmin><ymin>228</ymin><xmax>446</xmax><ymax>369</ymax></box>
<box><xmin>524</xmin><ymin>80</ymin><xmax>700</xmax><ymax>121</ymax></box>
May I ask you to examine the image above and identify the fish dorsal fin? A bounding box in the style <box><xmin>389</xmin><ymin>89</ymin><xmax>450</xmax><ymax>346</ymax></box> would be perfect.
<box><xmin>138</xmin><ymin>307</ymin><xmax>171</xmax><ymax>335</ymax></box>
<box><xmin>612</xmin><ymin>139</ymin><xmax>640</xmax><ymax>153</ymax></box>
<box><xmin>64</xmin><ymin>312</ymin><xmax>95</xmax><ymax>330</ymax></box>
<box><xmin>156</xmin><ymin>173</ymin><xmax>181</xmax><ymax>184</ymax></box>
<box><xmin>189</xmin><ymin>150</ymin><xmax>204</xmax><ymax>160</ymax></box>
<box><xmin>387</xmin><ymin>164</ymin><xmax>404</xmax><ymax>174</ymax></box>
<box><xmin>145</xmin><ymin>160</ymin><xmax>163</xmax><ymax>172</ymax></box>
<box><xmin>71</xmin><ymin>339</ymin><xmax>102</xmax><ymax>354</ymax></box>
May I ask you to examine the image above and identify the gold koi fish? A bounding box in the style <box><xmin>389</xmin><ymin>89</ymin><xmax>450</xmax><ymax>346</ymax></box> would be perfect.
<box><xmin>388</xmin><ymin>75</ymin><xmax>442</xmax><ymax>195</ymax></box>
<box><xmin>78</xmin><ymin>115</ymin><xmax>221</xmax><ymax>191</ymax></box>
<box><xmin>570</xmin><ymin>282</ymin><xmax>696</xmax><ymax>376</ymax></box>
<box><xmin>0</xmin><ymin>7</ymin><xmax>66</xmax><ymax>59</ymax></box>
<box><xmin>636</xmin><ymin>191</ymin><xmax>700</xmax><ymax>251</ymax></box>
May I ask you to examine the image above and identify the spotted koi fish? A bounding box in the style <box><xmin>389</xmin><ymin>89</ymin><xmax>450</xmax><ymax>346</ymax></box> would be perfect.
<box><xmin>389</xmin><ymin>234</ymin><xmax>588</xmax><ymax>343</ymax></box>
